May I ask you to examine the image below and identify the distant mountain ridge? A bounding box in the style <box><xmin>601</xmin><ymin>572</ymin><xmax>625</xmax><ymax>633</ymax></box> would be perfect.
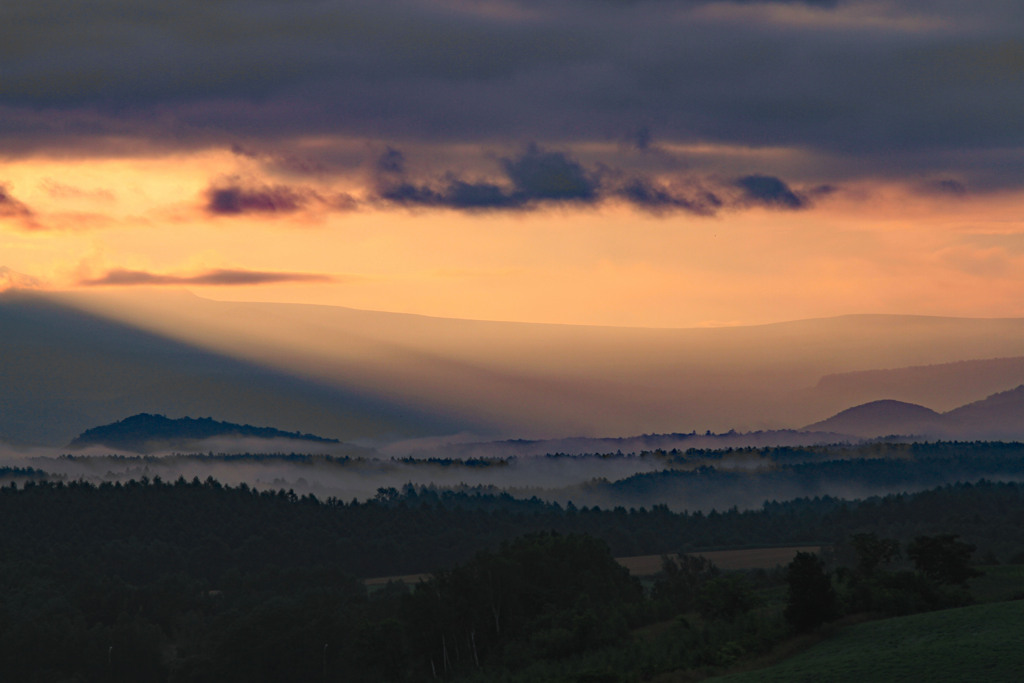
<box><xmin>8</xmin><ymin>289</ymin><xmax>1024</xmax><ymax>447</ymax></box>
<box><xmin>805</xmin><ymin>386</ymin><xmax>1024</xmax><ymax>439</ymax></box>
<box><xmin>69</xmin><ymin>414</ymin><xmax>340</xmax><ymax>453</ymax></box>
<box><xmin>793</xmin><ymin>356</ymin><xmax>1024</xmax><ymax>418</ymax></box>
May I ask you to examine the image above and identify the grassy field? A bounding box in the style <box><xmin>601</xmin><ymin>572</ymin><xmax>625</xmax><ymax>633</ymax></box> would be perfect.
<box><xmin>968</xmin><ymin>564</ymin><xmax>1024</xmax><ymax>603</ymax></box>
<box><xmin>705</xmin><ymin>600</ymin><xmax>1024</xmax><ymax>683</ymax></box>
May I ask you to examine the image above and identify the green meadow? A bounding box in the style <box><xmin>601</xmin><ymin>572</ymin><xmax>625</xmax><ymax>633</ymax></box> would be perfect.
<box><xmin>709</xmin><ymin>599</ymin><xmax>1024</xmax><ymax>683</ymax></box>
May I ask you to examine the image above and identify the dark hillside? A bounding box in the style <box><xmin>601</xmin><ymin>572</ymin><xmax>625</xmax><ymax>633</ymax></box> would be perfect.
<box><xmin>0</xmin><ymin>476</ymin><xmax>1020</xmax><ymax>682</ymax></box>
<box><xmin>943</xmin><ymin>385</ymin><xmax>1024</xmax><ymax>440</ymax></box>
<box><xmin>803</xmin><ymin>400</ymin><xmax>943</xmax><ymax>438</ymax></box>
<box><xmin>68</xmin><ymin>413</ymin><xmax>339</xmax><ymax>452</ymax></box>
<box><xmin>0</xmin><ymin>291</ymin><xmax>461</xmax><ymax>445</ymax></box>
<box><xmin>4</xmin><ymin>475</ymin><xmax>1024</xmax><ymax>582</ymax></box>
<box><xmin>804</xmin><ymin>387</ymin><xmax>1024</xmax><ymax>440</ymax></box>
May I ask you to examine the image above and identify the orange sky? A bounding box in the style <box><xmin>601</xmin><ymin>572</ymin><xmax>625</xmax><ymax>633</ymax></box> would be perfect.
<box><xmin>4</xmin><ymin>1</ymin><xmax>1024</xmax><ymax>328</ymax></box>
<box><xmin>2</xmin><ymin>147</ymin><xmax>1024</xmax><ymax>328</ymax></box>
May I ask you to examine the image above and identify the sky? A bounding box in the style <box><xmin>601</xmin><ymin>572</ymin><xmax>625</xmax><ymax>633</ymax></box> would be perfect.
<box><xmin>2</xmin><ymin>0</ymin><xmax>1024</xmax><ymax>327</ymax></box>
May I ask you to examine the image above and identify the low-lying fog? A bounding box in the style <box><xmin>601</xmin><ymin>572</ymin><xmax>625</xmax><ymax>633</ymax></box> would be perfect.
<box><xmin>5</xmin><ymin>435</ymin><xmax>1023</xmax><ymax>513</ymax></box>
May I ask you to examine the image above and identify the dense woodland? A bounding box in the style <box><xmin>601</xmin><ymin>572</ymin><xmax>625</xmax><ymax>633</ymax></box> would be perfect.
<box><xmin>1</xmin><ymin>464</ymin><xmax>1022</xmax><ymax>681</ymax></box>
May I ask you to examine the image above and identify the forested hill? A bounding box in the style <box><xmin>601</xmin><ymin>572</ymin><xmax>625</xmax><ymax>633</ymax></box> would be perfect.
<box><xmin>2</xmin><ymin>477</ymin><xmax>1021</xmax><ymax>681</ymax></box>
<box><xmin>5</xmin><ymin>476</ymin><xmax>1024</xmax><ymax>582</ymax></box>
<box><xmin>68</xmin><ymin>413</ymin><xmax>339</xmax><ymax>452</ymax></box>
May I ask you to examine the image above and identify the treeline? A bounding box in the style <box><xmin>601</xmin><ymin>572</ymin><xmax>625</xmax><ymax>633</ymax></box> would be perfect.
<box><xmin>2</xmin><ymin>527</ymin><xmax>771</xmax><ymax>682</ymax></box>
<box><xmin>562</xmin><ymin>443</ymin><xmax>1024</xmax><ymax>511</ymax></box>
<box><xmin>0</xmin><ymin>465</ymin><xmax>47</xmax><ymax>481</ymax></box>
<box><xmin>5</xmin><ymin>477</ymin><xmax>1024</xmax><ymax>584</ymax></box>
<box><xmin>0</xmin><ymin>476</ymin><xmax>1015</xmax><ymax>681</ymax></box>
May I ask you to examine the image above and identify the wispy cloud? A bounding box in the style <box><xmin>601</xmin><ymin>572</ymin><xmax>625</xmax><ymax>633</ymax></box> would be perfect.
<box><xmin>0</xmin><ymin>184</ymin><xmax>38</xmax><ymax>227</ymax></box>
<box><xmin>39</xmin><ymin>179</ymin><xmax>116</xmax><ymax>201</ymax></box>
<box><xmin>204</xmin><ymin>182</ymin><xmax>309</xmax><ymax>215</ymax></box>
<box><xmin>79</xmin><ymin>268</ymin><xmax>336</xmax><ymax>287</ymax></box>
<box><xmin>203</xmin><ymin>178</ymin><xmax>357</xmax><ymax>216</ymax></box>
<box><xmin>613</xmin><ymin>177</ymin><xmax>723</xmax><ymax>215</ymax></box>
<box><xmin>0</xmin><ymin>266</ymin><xmax>42</xmax><ymax>291</ymax></box>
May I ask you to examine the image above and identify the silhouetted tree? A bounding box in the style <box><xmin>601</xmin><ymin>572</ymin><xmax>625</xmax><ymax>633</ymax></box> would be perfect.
<box><xmin>850</xmin><ymin>532</ymin><xmax>901</xmax><ymax>578</ymax></box>
<box><xmin>784</xmin><ymin>552</ymin><xmax>837</xmax><ymax>633</ymax></box>
<box><xmin>696</xmin><ymin>575</ymin><xmax>759</xmax><ymax>621</ymax></box>
<box><xmin>652</xmin><ymin>554</ymin><xmax>718</xmax><ymax>616</ymax></box>
<box><xmin>907</xmin><ymin>534</ymin><xmax>981</xmax><ymax>586</ymax></box>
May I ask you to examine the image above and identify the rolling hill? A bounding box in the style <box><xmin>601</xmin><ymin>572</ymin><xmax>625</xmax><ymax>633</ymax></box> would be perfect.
<box><xmin>805</xmin><ymin>386</ymin><xmax>1024</xmax><ymax>440</ymax></box>
<box><xmin>803</xmin><ymin>400</ymin><xmax>944</xmax><ymax>438</ymax></box>
<box><xmin>68</xmin><ymin>413</ymin><xmax>340</xmax><ymax>453</ymax></box>
<box><xmin>791</xmin><ymin>356</ymin><xmax>1024</xmax><ymax>418</ymax></box>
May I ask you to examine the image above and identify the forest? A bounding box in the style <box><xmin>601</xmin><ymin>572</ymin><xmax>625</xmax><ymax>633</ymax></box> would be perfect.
<box><xmin>1</xmin><ymin>462</ymin><xmax>1022</xmax><ymax>681</ymax></box>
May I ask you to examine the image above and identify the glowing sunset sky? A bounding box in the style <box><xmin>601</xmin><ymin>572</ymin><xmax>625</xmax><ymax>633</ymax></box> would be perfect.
<box><xmin>3</xmin><ymin>0</ymin><xmax>1023</xmax><ymax>327</ymax></box>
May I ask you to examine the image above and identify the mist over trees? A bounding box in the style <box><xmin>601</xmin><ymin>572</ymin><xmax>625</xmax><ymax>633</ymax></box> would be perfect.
<box><xmin>4</xmin><ymin>439</ymin><xmax>1024</xmax><ymax>679</ymax></box>
<box><xmin>10</xmin><ymin>440</ymin><xmax>1024</xmax><ymax>514</ymax></box>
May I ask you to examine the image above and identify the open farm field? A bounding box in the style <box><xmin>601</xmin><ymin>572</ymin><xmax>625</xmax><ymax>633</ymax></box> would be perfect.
<box><xmin>364</xmin><ymin>572</ymin><xmax>431</xmax><ymax>587</ymax></box>
<box><xmin>618</xmin><ymin>546</ymin><xmax>823</xmax><ymax>576</ymax></box>
<box><xmin>967</xmin><ymin>564</ymin><xmax>1024</xmax><ymax>603</ymax></box>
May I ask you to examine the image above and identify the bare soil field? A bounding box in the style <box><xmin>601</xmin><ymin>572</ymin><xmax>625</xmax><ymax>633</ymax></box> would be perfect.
<box><xmin>617</xmin><ymin>546</ymin><xmax>822</xmax><ymax>576</ymax></box>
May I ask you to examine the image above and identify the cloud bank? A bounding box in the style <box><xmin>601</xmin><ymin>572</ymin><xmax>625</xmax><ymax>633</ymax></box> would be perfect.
<box><xmin>1</xmin><ymin>0</ymin><xmax>1022</xmax><ymax>191</ymax></box>
<box><xmin>374</xmin><ymin>145</ymin><xmax>814</xmax><ymax>214</ymax></box>
<box><xmin>0</xmin><ymin>185</ymin><xmax>37</xmax><ymax>227</ymax></box>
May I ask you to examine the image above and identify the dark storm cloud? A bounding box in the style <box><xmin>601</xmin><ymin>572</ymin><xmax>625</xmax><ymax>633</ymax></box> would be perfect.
<box><xmin>380</xmin><ymin>179</ymin><xmax>529</xmax><ymax>210</ymax></box>
<box><xmin>376</xmin><ymin>147</ymin><xmax>599</xmax><ymax>211</ymax></box>
<box><xmin>205</xmin><ymin>183</ymin><xmax>308</xmax><ymax>215</ymax></box>
<box><xmin>376</xmin><ymin>147</ymin><xmax>408</xmax><ymax>176</ymax></box>
<box><xmin>203</xmin><ymin>179</ymin><xmax>358</xmax><ymax>215</ymax></box>
<box><xmin>632</xmin><ymin>126</ymin><xmax>653</xmax><ymax>152</ymax></box>
<box><xmin>615</xmin><ymin>178</ymin><xmax>722</xmax><ymax>215</ymax></box>
<box><xmin>3</xmin><ymin>0</ymin><xmax>1024</xmax><ymax>189</ymax></box>
<box><xmin>501</xmin><ymin>147</ymin><xmax>600</xmax><ymax>202</ymax></box>
<box><xmin>710</xmin><ymin>0</ymin><xmax>842</xmax><ymax>5</ymax></box>
<box><xmin>444</xmin><ymin>180</ymin><xmax>526</xmax><ymax>209</ymax></box>
<box><xmin>926</xmin><ymin>179</ymin><xmax>968</xmax><ymax>196</ymax></box>
<box><xmin>376</xmin><ymin>146</ymin><xmax>804</xmax><ymax>214</ymax></box>
<box><xmin>80</xmin><ymin>268</ymin><xmax>335</xmax><ymax>287</ymax></box>
<box><xmin>734</xmin><ymin>175</ymin><xmax>807</xmax><ymax>209</ymax></box>
<box><xmin>229</xmin><ymin>144</ymin><xmax>328</xmax><ymax>177</ymax></box>
<box><xmin>376</xmin><ymin>146</ymin><xmax>600</xmax><ymax>210</ymax></box>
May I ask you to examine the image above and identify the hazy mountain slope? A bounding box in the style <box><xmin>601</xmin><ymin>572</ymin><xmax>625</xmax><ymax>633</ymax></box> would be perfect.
<box><xmin>53</xmin><ymin>291</ymin><xmax>1024</xmax><ymax>437</ymax></box>
<box><xmin>943</xmin><ymin>385</ymin><xmax>1024</xmax><ymax>440</ymax></box>
<box><xmin>793</xmin><ymin>356</ymin><xmax>1024</xmax><ymax>417</ymax></box>
<box><xmin>803</xmin><ymin>386</ymin><xmax>1024</xmax><ymax>440</ymax></box>
<box><xmin>0</xmin><ymin>293</ymin><xmax>470</xmax><ymax>446</ymax></box>
<box><xmin>8</xmin><ymin>289</ymin><xmax>1024</xmax><ymax>447</ymax></box>
<box><xmin>803</xmin><ymin>400</ymin><xmax>944</xmax><ymax>438</ymax></box>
